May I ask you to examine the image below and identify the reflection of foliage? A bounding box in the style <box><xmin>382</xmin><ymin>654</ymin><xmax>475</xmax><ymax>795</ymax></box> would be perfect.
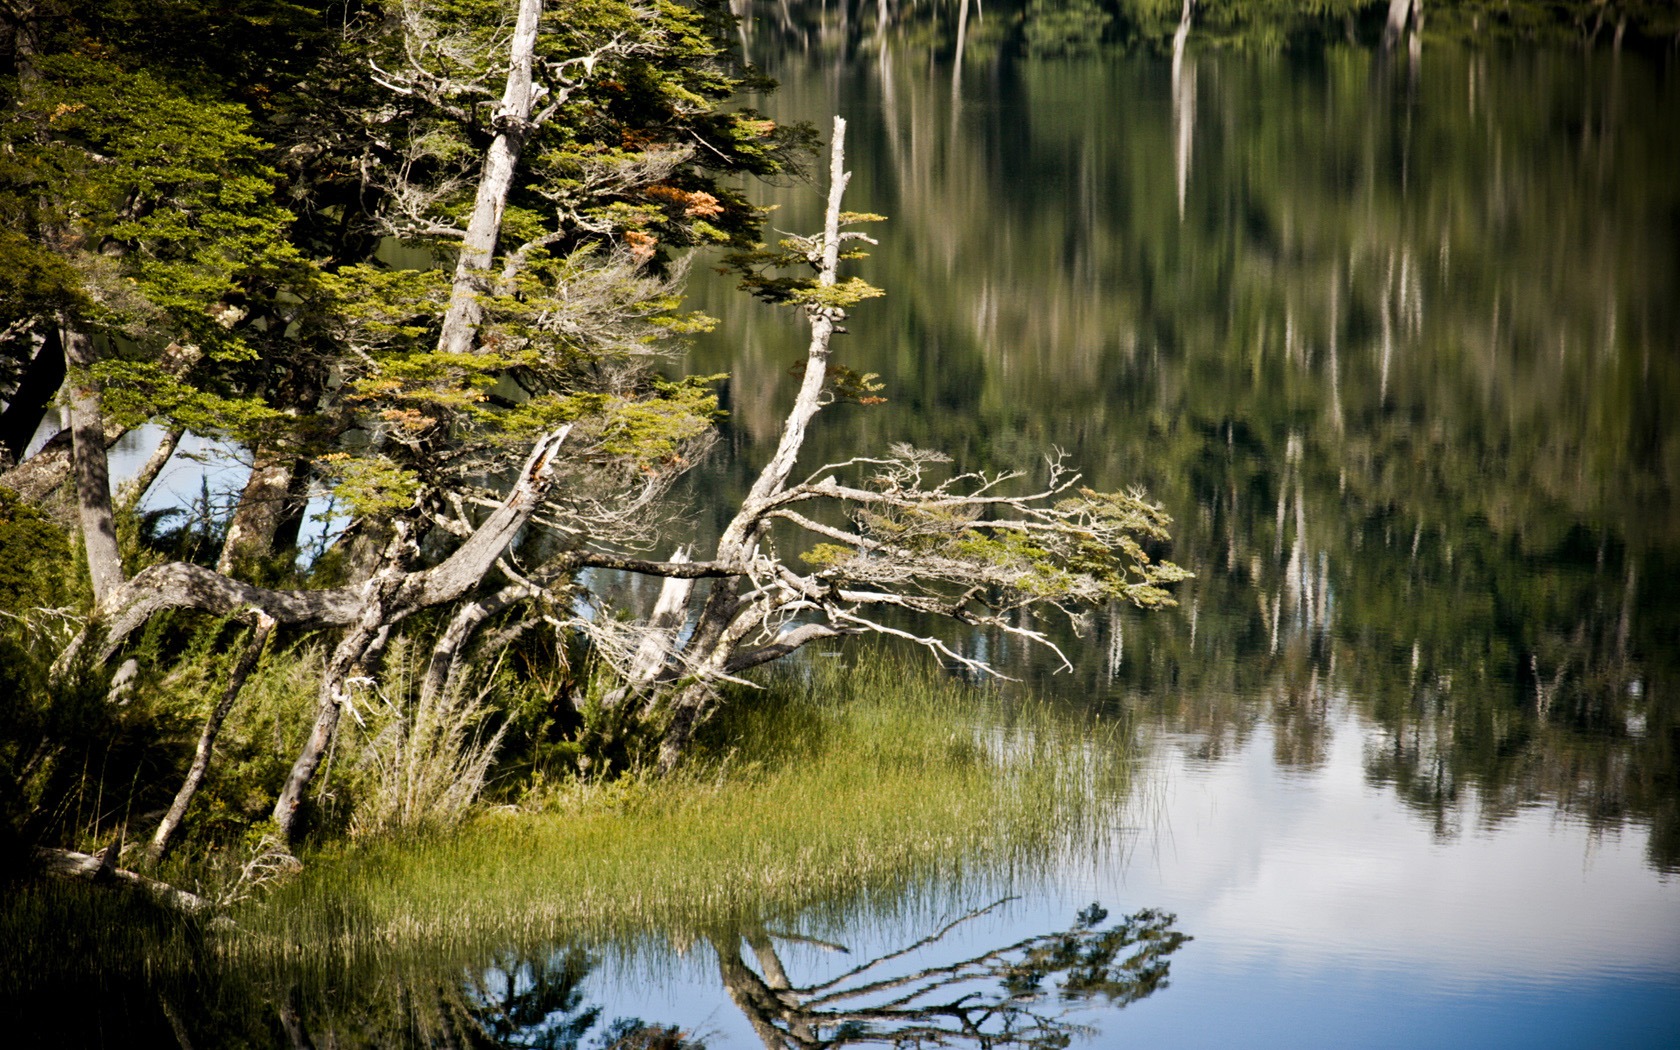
<box><xmin>688</xmin><ymin>40</ymin><xmax>1680</xmax><ymax>871</ymax></box>
<box><xmin>460</xmin><ymin>950</ymin><xmax>602</xmax><ymax>1050</ymax></box>
<box><xmin>726</xmin><ymin>0</ymin><xmax>1680</xmax><ymax>66</ymax></box>
<box><xmin>1023</xmin><ymin>0</ymin><xmax>1113</xmax><ymax>56</ymax></box>
<box><xmin>0</xmin><ymin>901</ymin><xmax>1182</xmax><ymax>1047</ymax></box>
<box><xmin>712</xmin><ymin>900</ymin><xmax>1188</xmax><ymax>1047</ymax></box>
<box><xmin>278</xmin><ymin>948</ymin><xmax>709</xmax><ymax>1049</ymax></box>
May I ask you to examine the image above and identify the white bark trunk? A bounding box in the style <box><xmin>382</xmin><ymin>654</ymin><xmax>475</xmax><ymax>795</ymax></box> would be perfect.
<box><xmin>655</xmin><ymin>119</ymin><xmax>855</xmax><ymax>770</ymax></box>
<box><xmin>435</xmin><ymin>0</ymin><xmax>545</xmax><ymax>357</ymax></box>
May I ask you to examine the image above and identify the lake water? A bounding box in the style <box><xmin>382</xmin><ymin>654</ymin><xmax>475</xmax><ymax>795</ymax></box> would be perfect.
<box><xmin>622</xmin><ymin>20</ymin><xmax>1680</xmax><ymax>1050</ymax></box>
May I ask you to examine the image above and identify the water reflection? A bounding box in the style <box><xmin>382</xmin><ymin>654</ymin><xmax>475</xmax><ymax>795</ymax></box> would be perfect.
<box><xmin>19</xmin><ymin>903</ymin><xmax>1184</xmax><ymax>1049</ymax></box>
<box><xmin>708</xmin><ymin>901</ymin><xmax>1186</xmax><ymax>1048</ymax></box>
<box><xmin>682</xmin><ymin>31</ymin><xmax>1680</xmax><ymax>874</ymax></box>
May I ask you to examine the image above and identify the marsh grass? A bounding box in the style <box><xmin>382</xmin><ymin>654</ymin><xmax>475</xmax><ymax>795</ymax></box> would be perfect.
<box><xmin>242</xmin><ymin>652</ymin><xmax>1135</xmax><ymax>969</ymax></box>
<box><xmin>1</xmin><ymin>652</ymin><xmax>1137</xmax><ymax>1036</ymax></box>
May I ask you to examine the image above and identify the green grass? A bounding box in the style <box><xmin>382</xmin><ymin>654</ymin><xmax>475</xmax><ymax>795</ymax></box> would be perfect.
<box><xmin>1</xmin><ymin>652</ymin><xmax>1137</xmax><ymax>1041</ymax></box>
<box><xmin>240</xmin><ymin>652</ymin><xmax>1134</xmax><ymax>966</ymax></box>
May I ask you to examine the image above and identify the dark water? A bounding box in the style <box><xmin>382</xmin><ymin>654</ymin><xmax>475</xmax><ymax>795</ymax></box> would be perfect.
<box><xmin>650</xmin><ymin>27</ymin><xmax>1680</xmax><ymax>1050</ymax></box>
<box><xmin>23</xmin><ymin>22</ymin><xmax>1680</xmax><ymax>1050</ymax></box>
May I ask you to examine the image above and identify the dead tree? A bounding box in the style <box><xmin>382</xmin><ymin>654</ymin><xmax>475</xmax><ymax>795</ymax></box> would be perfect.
<box><xmin>565</xmin><ymin>118</ymin><xmax>1188</xmax><ymax>771</ymax></box>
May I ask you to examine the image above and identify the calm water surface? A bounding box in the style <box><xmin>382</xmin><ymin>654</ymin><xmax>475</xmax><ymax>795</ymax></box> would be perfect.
<box><xmin>607</xmin><ymin>24</ymin><xmax>1680</xmax><ymax>1049</ymax></box>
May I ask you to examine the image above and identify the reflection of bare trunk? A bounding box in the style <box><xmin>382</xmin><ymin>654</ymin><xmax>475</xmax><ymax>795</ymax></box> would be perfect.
<box><xmin>1172</xmin><ymin>49</ymin><xmax>1195</xmax><ymax>221</ymax></box>
<box><xmin>63</xmin><ymin>317</ymin><xmax>124</xmax><ymax>606</ymax></box>
<box><xmin>709</xmin><ymin>903</ymin><xmax>1186</xmax><ymax>1045</ymax></box>
<box><xmin>1383</xmin><ymin>0</ymin><xmax>1412</xmax><ymax>51</ymax></box>
<box><xmin>1172</xmin><ymin>0</ymin><xmax>1193</xmax><ymax>74</ymax></box>
<box><xmin>744</xmin><ymin>928</ymin><xmax>815</xmax><ymax>1045</ymax></box>
<box><xmin>1328</xmin><ymin>268</ymin><xmax>1343</xmax><ymax>433</ymax></box>
<box><xmin>952</xmin><ymin>0</ymin><xmax>969</xmax><ymax>101</ymax></box>
<box><xmin>1380</xmin><ymin>250</ymin><xmax>1395</xmax><ymax>403</ymax></box>
<box><xmin>732</xmin><ymin>0</ymin><xmax>751</xmax><ymax>65</ymax></box>
<box><xmin>715</xmin><ymin>935</ymin><xmax>793</xmax><ymax>1049</ymax></box>
<box><xmin>1616</xmin><ymin>558</ymin><xmax>1636</xmax><ymax>661</ymax></box>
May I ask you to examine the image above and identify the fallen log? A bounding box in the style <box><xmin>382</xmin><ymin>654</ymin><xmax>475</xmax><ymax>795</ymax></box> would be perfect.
<box><xmin>35</xmin><ymin>845</ymin><xmax>211</xmax><ymax>914</ymax></box>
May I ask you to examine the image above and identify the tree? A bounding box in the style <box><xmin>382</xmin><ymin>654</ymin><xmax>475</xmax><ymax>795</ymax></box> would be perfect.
<box><xmin>10</xmin><ymin>2</ymin><xmax>1184</xmax><ymax>856</ymax></box>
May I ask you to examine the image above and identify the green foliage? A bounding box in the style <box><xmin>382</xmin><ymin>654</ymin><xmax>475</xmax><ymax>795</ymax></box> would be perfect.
<box><xmin>7</xmin><ymin>53</ymin><xmax>296</xmax><ymax>348</ymax></box>
<box><xmin>315</xmin><ymin>453</ymin><xmax>422</xmax><ymax>517</ymax></box>
<box><xmin>0</xmin><ymin>487</ymin><xmax>70</xmax><ymax>615</ymax></box>
<box><xmin>1023</xmin><ymin>0</ymin><xmax>1114</xmax><ymax>56</ymax></box>
<box><xmin>723</xmin><ymin>211</ymin><xmax>888</xmax><ymax>307</ymax></box>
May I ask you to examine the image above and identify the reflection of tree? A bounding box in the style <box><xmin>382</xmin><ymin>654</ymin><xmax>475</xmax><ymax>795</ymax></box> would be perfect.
<box><xmin>710</xmin><ymin>900</ymin><xmax>1188</xmax><ymax>1047</ymax></box>
<box><xmin>3</xmin><ymin>901</ymin><xmax>1183</xmax><ymax>1046</ymax></box>
<box><xmin>271</xmin><ymin>949</ymin><xmax>703</xmax><ymax>1050</ymax></box>
<box><xmin>686</xmin><ymin>37</ymin><xmax>1680</xmax><ymax>871</ymax></box>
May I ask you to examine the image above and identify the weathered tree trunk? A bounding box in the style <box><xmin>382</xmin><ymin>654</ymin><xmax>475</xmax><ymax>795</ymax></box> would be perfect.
<box><xmin>418</xmin><ymin>584</ymin><xmax>532</xmax><ymax>707</ymax></box>
<box><xmin>3</xmin><ymin>339</ymin><xmax>197</xmax><ymax>523</ymax></box>
<box><xmin>267</xmin><ymin>424</ymin><xmax>571</xmax><ymax>844</ymax></box>
<box><xmin>435</xmin><ymin>0</ymin><xmax>544</xmax><ymax>357</ymax></box>
<box><xmin>652</xmin><ymin>118</ymin><xmax>854</xmax><ymax>771</ymax></box>
<box><xmin>35</xmin><ymin>846</ymin><xmax>210</xmax><ymax>913</ymax></box>
<box><xmin>216</xmin><ymin>444</ymin><xmax>304</xmax><ymax>575</ymax></box>
<box><xmin>272</xmin><ymin>598</ymin><xmax>390</xmax><ymax>842</ymax></box>
<box><xmin>149</xmin><ymin>610</ymin><xmax>276</xmax><ymax>864</ymax></box>
<box><xmin>116</xmin><ymin>427</ymin><xmax>181</xmax><ymax>512</ymax></box>
<box><xmin>62</xmin><ymin>317</ymin><xmax>124</xmax><ymax>605</ymax></box>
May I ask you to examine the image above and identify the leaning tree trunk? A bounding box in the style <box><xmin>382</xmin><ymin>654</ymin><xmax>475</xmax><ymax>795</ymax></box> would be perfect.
<box><xmin>271</xmin><ymin>592</ymin><xmax>393</xmax><ymax>841</ymax></box>
<box><xmin>435</xmin><ymin>0</ymin><xmax>544</xmax><ymax>357</ymax></box>
<box><xmin>267</xmin><ymin>424</ymin><xmax>571</xmax><ymax>843</ymax></box>
<box><xmin>149</xmin><ymin>610</ymin><xmax>276</xmax><ymax>864</ymax></box>
<box><xmin>2</xmin><ymin>338</ymin><xmax>197</xmax><ymax>524</ymax></box>
<box><xmin>0</xmin><ymin>327</ymin><xmax>65</xmax><ymax>467</ymax></box>
<box><xmin>652</xmin><ymin>117</ymin><xmax>856</xmax><ymax>771</ymax></box>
